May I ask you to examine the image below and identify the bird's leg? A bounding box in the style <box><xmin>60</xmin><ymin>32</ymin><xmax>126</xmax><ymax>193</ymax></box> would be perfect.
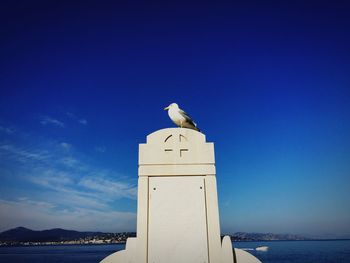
<box><xmin>180</xmin><ymin>121</ymin><xmax>183</xmax><ymax>128</ymax></box>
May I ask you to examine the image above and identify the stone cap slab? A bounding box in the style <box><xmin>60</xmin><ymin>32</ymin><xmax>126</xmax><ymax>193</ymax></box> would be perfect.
<box><xmin>139</xmin><ymin>164</ymin><xmax>216</xmax><ymax>176</ymax></box>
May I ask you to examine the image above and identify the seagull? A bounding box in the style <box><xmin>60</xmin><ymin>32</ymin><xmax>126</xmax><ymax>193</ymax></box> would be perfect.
<box><xmin>164</xmin><ymin>103</ymin><xmax>200</xmax><ymax>132</ymax></box>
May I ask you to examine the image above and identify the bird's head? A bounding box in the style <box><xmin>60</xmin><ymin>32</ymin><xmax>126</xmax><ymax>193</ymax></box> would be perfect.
<box><xmin>164</xmin><ymin>103</ymin><xmax>179</xmax><ymax>110</ymax></box>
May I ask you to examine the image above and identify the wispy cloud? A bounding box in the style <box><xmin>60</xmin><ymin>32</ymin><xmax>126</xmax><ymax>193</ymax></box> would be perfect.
<box><xmin>25</xmin><ymin>168</ymin><xmax>110</xmax><ymax>211</ymax></box>
<box><xmin>0</xmin><ymin>144</ymin><xmax>51</xmax><ymax>162</ymax></box>
<box><xmin>0</xmin><ymin>198</ymin><xmax>136</xmax><ymax>232</ymax></box>
<box><xmin>17</xmin><ymin>197</ymin><xmax>56</xmax><ymax>209</ymax></box>
<box><xmin>26</xmin><ymin>165</ymin><xmax>137</xmax><ymax>206</ymax></box>
<box><xmin>78</xmin><ymin>119</ymin><xmax>88</xmax><ymax>125</ymax></box>
<box><xmin>0</xmin><ymin>124</ymin><xmax>136</xmax><ymax>231</ymax></box>
<box><xmin>40</xmin><ymin>116</ymin><xmax>64</xmax><ymax>127</ymax></box>
<box><xmin>66</xmin><ymin>112</ymin><xmax>75</xmax><ymax>119</ymax></box>
<box><xmin>29</xmin><ymin>169</ymin><xmax>74</xmax><ymax>189</ymax></box>
<box><xmin>79</xmin><ymin>177</ymin><xmax>137</xmax><ymax>200</ymax></box>
<box><xmin>0</xmin><ymin>125</ymin><xmax>15</xmax><ymax>134</ymax></box>
<box><xmin>60</xmin><ymin>142</ymin><xmax>72</xmax><ymax>150</ymax></box>
<box><xmin>95</xmin><ymin>146</ymin><xmax>106</xmax><ymax>153</ymax></box>
<box><xmin>60</xmin><ymin>157</ymin><xmax>80</xmax><ymax>167</ymax></box>
<box><xmin>66</xmin><ymin>112</ymin><xmax>88</xmax><ymax>126</ymax></box>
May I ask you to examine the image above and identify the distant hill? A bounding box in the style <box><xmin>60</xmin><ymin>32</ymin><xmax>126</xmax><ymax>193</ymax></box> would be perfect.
<box><xmin>0</xmin><ymin>227</ymin><xmax>312</xmax><ymax>243</ymax></box>
<box><xmin>0</xmin><ymin>227</ymin><xmax>104</xmax><ymax>242</ymax></box>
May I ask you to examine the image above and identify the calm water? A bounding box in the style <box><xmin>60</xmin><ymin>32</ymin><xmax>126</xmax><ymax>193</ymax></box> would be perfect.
<box><xmin>0</xmin><ymin>240</ymin><xmax>349</xmax><ymax>263</ymax></box>
<box><xmin>234</xmin><ymin>240</ymin><xmax>350</xmax><ymax>263</ymax></box>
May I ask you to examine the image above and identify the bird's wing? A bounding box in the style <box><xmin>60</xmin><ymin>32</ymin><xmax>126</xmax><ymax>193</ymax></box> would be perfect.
<box><xmin>179</xmin><ymin>109</ymin><xmax>197</xmax><ymax>127</ymax></box>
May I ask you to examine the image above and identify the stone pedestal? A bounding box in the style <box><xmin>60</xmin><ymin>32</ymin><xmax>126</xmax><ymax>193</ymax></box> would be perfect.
<box><xmin>101</xmin><ymin>128</ymin><xmax>261</xmax><ymax>263</ymax></box>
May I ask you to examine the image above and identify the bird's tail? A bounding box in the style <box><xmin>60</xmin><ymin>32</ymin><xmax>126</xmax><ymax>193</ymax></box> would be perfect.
<box><xmin>193</xmin><ymin>122</ymin><xmax>200</xmax><ymax>132</ymax></box>
<box><xmin>194</xmin><ymin>126</ymin><xmax>201</xmax><ymax>132</ymax></box>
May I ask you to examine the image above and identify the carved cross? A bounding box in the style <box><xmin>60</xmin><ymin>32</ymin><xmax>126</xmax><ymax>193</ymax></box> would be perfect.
<box><xmin>164</xmin><ymin>134</ymin><xmax>189</xmax><ymax>157</ymax></box>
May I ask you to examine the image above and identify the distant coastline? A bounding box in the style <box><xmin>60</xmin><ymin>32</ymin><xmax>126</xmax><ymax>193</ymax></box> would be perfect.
<box><xmin>0</xmin><ymin>227</ymin><xmax>348</xmax><ymax>246</ymax></box>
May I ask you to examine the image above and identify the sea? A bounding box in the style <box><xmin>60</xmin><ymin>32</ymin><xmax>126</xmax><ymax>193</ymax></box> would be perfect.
<box><xmin>0</xmin><ymin>240</ymin><xmax>349</xmax><ymax>263</ymax></box>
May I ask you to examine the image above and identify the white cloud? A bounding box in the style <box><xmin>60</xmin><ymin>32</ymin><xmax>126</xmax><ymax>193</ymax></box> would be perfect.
<box><xmin>40</xmin><ymin>116</ymin><xmax>64</xmax><ymax>127</ymax></box>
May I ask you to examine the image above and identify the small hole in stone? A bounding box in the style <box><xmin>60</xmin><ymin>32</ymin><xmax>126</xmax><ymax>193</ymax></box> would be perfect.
<box><xmin>153</xmin><ymin>188</ymin><xmax>156</xmax><ymax>190</ymax></box>
<box><xmin>200</xmin><ymin>186</ymin><xmax>203</xmax><ymax>189</ymax></box>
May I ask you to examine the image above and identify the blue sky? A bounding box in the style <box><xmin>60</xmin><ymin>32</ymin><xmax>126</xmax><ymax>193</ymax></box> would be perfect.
<box><xmin>0</xmin><ymin>1</ymin><xmax>349</xmax><ymax>237</ymax></box>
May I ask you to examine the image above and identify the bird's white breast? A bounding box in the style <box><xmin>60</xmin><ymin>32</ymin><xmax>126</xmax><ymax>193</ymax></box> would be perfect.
<box><xmin>168</xmin><ymin>107</ymin><xmax>186</xmax><ymax>126</ymax></box>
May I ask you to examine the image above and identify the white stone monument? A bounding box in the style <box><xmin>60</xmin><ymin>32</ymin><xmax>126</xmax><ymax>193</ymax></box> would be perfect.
<box><xmin>101</xmin><ymin>128</ymin><xmax>262</xmax><ymax>263</ymax></box>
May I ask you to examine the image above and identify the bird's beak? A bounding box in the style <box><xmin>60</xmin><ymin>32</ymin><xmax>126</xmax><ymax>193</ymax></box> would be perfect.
<box><xmin>164</xmin><ymin>106</ymin><xmax>169</xmax><ymax>110</ymax></box>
